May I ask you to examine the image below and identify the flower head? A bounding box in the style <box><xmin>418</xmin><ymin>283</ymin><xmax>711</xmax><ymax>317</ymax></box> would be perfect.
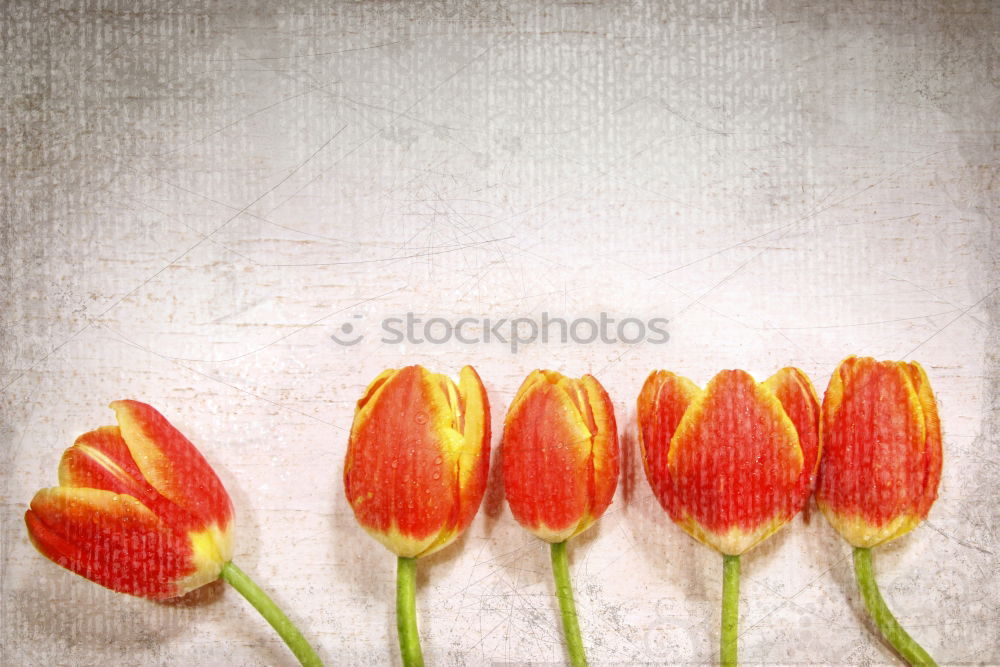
<box><xmin>637</xmin><ymin>368</ymin><xmax>819</xmax><ymax>555</ymax></box>
<box><xmin>343</xmin><ymin>365</ymin><xmax>491</xmax><ymax>558</ymax></box>
<box><xmin>816</xmin><ymin>356</ymin><xmax>942</xmax><ymax>547</ymax></box>
<box><xmin>502</xmin><ymin>370</ymin><xmax>620</xmax><ymax>543</ymax></box>
<box><xmin>25</xmin><ymin>400</ymin><xmax>234</xmax><ymax>599</ymax></box>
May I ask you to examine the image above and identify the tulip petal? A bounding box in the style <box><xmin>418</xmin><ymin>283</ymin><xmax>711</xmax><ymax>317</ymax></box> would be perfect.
<box><xmin>356</xmin><ymin>368</ymin><xmax>398</xmax><ymax>412</ymax></box>
<box><xmin>110</xmin><ymin>400</ymin><xmax>233</xmax><ymax>528</ymax></box>
<box><xmin>348</xmin><ymin>367</ymin><xmax>401</xmax><ymax>454</ymax></box>
<box><xmin>763</xmin><ymin>367</ymin><xmax>821</xmax><ymax>507</ymax></box>
<box><xmin>669</xmin><ymin>370</ymin><xmax>803</xmax><ymax>554</ymax></box>
<box><xmin>636</xmin><ymin>371</ymin><xmax>702</xmax><ymax>518</ymax></box>
<box><xmin>408</xmin><ymin>365</ymin><xmax>493</xmax><ymax>558</ymax></box>
<box><xmin>422</xmin><ymin>368</ymin><xmax>468</xmax><ymax>455</ymax></box>
<box><xmin>59</xmin><ymin>426</ymin><xmax>148</xmax><ymax>493</ymax></box>
<box><xmin>452</xmin><ymin>365</ymin><xmax>491</xmax><ymax>540</ymax></box>
<box><xmin>504</xmin><ymin>370</ymin><xmax>549</xmax><ymax>424</ymax></box>
<box><xmin>579</xmin><ymin>374</ymin><xmax>620</xmax><ymax>531</ymax></box>
<box><xmin>503</xmin><ymin>378</ymin><xmax>593</xmax><ymax>542</ymax></box>
<box><xmin>25</xmin><ymin>487</ymin><xmax>194</xmax><ymax>599</ymax></box>
<box><xmin>905</xmin><ymin>361</ymin><xmax>942</xmax><ymax>518</ymax></box>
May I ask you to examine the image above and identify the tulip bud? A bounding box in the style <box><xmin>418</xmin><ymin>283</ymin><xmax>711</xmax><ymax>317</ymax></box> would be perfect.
<box><xmin>344</xmin><ymin>364</ymin><xmax>491</xmax><ymax>558</ymax></box>
<box><xmin>637</xmin><ymin>368</ymin><xmax>819</xmax><ymax>555</ymax></box>
<box><xmin>24</xmin><ymin>400</ymin><xmax>234</xmax><ymax>599</ymax></box>
<box><xmin>501</xmin><ymin>370</ymin><xmax>620</xmax><ymax>667</ymax></box>
<box><xmin>816</xmin><ymin>356</ymin><xmax>942</xmax><ymax>547</ymax></box>
<box><xmin>816</xmin><ymin>356</ymin><xmax>943</xmax><ymax>665</ymax></box>
<box><xmin>502</xmin><ymin>370</ymin><xmax>620</xmax><ymax>543</ymax></box>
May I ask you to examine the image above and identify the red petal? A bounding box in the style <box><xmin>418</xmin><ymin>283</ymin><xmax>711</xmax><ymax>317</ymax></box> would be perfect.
<box><xmin>58</xmin><ymin>426</ymin><xmax>198</xmax><ymax>531</ymax></box>
<box><xmin>905</xmin><ymin>361</ymin><xmax>942</xmax><ymax>518</ymax></box>
<box><xmin>58</xmin><ymin>426</ymin><xmax>145</xmax><ymax>492</ymax></box>
<box><xmin>636</xmin><ymin>371</ymin><xmax>701</xmax><ymax>519</ymax></box>
<box><xmin>25</xmin><ymin>487</ymin><xmax>194</xmax><ymax>599</ymax></box>
<box><xmin>452</xmin><ymin>365</ymin><xmax>491</xmax><ymax>539</ymax></box>
<box><xmin>110</xmin><ymin>401</ymin><xmax>233</xmax><ymax>529</ymax></box>
<box><xmin>580</xmin><ymin>374</ymin><xmax>620</xmax><ymax>526</ymax></box>
<box><xmin>763</xmin><ymin>367</ymin><xmax>820</xmax><ymax>511</ymax></box>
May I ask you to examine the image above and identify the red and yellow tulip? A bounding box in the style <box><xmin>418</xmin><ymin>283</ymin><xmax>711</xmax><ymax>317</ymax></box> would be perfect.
<box><xmin>25</xmin><ymin>400</ymin><xmax>234</xmax><ymax>599</ymax></box>
<box><xmin>502</xmin><ymin>370</ymin><xmax>620</xmax><ymax>542</ymax></box>
<box><xmin>25</xmin><ymin>401</ymin><xmax>324</xmax><ymax>665</ymax></box>
<box><xmin>502</xmin><ymin>370</ymin><xmax>620</xmax><ymax>667</ymax></box>
<box><xmin>343</xmin><ymin>364</ymin><xmax>491</xmax><ymax>559</ymax></box>
<box><xmin>638</xmin><ymin>367</ymin><xmax>820</xmax><ymax>665</ymax></box>
<box><xmin>637</xmin><ymin>367</ymin><xmax>820</xmax><ymax>555</ymax></box>
<box><xmin>816</xmin><ymin>356</ymin><xmax>942</xmax><ymax>547</ymax></box>
<box><xmin>816</xmin><ymin>356</ymin><xmax>943</xmax><ymax>665</ymax></box>
<box><xmin>344</xmin><ymin>364</ymin><xmax>491</xmax><ymax>667</ymax></box>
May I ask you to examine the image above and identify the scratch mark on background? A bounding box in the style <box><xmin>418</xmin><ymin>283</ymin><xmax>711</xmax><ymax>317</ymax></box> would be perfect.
<box><xmin>208</xmin><ymin>40</ymin><xmax>402</xmax><ymax>62</ymax></box>
<box><xmin>261</xmin><ymin>32</ymin><xmax>513</xmax><ymax>217</ymax></box>
<box><xmin>0</xmin><ymin>128</ymin><xmax>346</xmax><ymax>394</ymax></box>
<box><xmin>650</xmin><ymin>147</ymin><xmax>959</xmax><ymax>279</ymax></box>
<box><xmin>903</xmin><ymin>286</ymin><xmax>999</xmax><ymax>357</ymax></box>
<box><xmin>98</xmin><ymin>286</ymin><xmax>403</xmax><ymax>364</ymax></box>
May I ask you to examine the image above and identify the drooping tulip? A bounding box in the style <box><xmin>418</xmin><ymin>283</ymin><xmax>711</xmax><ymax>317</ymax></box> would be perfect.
<box><xmin>817</xmin><ymin>356</ymin><xmax>942</xmax><ymax>665</ymax></box>
<box><xmin>502</xmin><ymin>370</ymin><xmax>620</xmax><ymax>667</ymax></box>
<box><xmin>637</xmin><ymin>367</ymin><xmax>819</xmax><ymax>665</ymax></box>
<box><xmin>343</xmin><ymin>365</ymin><xmax>491</xmax><ymax>667</ymax></box>
<box><xmin>26</xmin><ymin>400</ymin><xmax>234</xmax><ymax>599</ymax></box>
<box><xmin>25</xmin><ymin>400</ymin><xmax>322</xmax><ymax>666</ymax></box>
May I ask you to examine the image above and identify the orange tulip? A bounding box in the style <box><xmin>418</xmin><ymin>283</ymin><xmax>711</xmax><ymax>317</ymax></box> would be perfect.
<box><xmin>502</xmin><ymin>370</ymin><xmax>620</xmax><ymax>543</ymax></box>
<box><xmin>816</xmin><ymin>356</ymin><xmax>943</xmax><ymax>666</ymax></box>
<box><xmin>816</xmin><ymin>356</ymin><xmax>942</xmax><ymax>547</ymax></box>
<box><xmin>637</xmin><ymin>367</ymin><xmax>819</xmax><ymax>666</ymax></box>
<box><xmin>25</xmin><ymin>400</ymin><xmax>234</xmax><ymax>599</ymax></box>
<box><xmin>501</xmin><ymin>370</ymin><xmax>620</xmax><ymax>667</ymax></box>
<box><xmin>637</xmin><ymin>367</ymin><xmax>820</xmax><ymax>555</ymax></box>
<box><xmin>343</xmin><ymin>364</ymin><xmax>491</xmax><ymax>558</ymax></box>
<box><xmin>343</xmin><ymin>364</ymin><xmax>490</xmax><ymax>667</ymax></box>
<box><xmin>24</xmin><ymin>401</ymin><xmax>323</xmax><ymax>666</ymax></box>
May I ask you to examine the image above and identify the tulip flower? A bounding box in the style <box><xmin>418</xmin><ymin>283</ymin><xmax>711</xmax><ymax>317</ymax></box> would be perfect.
<box><xmin>637</xmin><ymin>368</ymin><xmax>819</xmax><ymax>665</ymax></box>
<box><xmin>25</xmin><ymin>400</ymin><xmax>322</xmax><ymax>666</ymax></box>
<box><xmin>816</xmin><ymin>356</ymin><xmax>942</xmax><ymax>665</ymax></box>
<box><xmin>502</xmin><ymin>370</ymin><xmax>620</xmax><ymax>667</ymax></box>
<box><xmin>344</xmin><ymin>365</ymin><xmax>490</xmax><ymax>667</ymax></box>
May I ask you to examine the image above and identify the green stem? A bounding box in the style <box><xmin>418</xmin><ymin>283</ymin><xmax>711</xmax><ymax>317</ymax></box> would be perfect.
<box><xmin>550</xmin><ymin>541</ymin><xmax>587</xmax><ymax>667</ymax></box>
<box><xmin>852</xmin><ymin>547</ymin><xmax>937</xmax><ymax>666</ymax></box>
<box><xmin>219</xmin><ymin>561</ymin><xmax>323</xmax><ymax>667</ymax></box>
<box><xmin>396</xmin><ymin>556</ymin><xmax>424</xmax><ymax>667</ymax></box>
<box><xmin>721</xmin><ymin>554</ymin><xmax>740</xmax><ymax>667</ymax></box>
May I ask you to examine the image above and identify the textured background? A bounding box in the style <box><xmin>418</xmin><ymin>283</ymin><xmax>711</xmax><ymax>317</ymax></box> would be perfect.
<box><xmin>2</xmin><ymin>1</ymin><xmax>998</xmax><ymax>664</ymax></box>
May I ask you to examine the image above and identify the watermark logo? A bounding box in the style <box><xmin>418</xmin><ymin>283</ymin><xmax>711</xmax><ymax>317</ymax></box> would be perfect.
<box><xmin>330</xmin><ymin>314</ymin><xmax>364</xmax><ymax>346</ymax></box>
<box><xmin>331</xmin><ymin>312</ymin><xmax>669</xmax><ymax>353</ymax></box>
